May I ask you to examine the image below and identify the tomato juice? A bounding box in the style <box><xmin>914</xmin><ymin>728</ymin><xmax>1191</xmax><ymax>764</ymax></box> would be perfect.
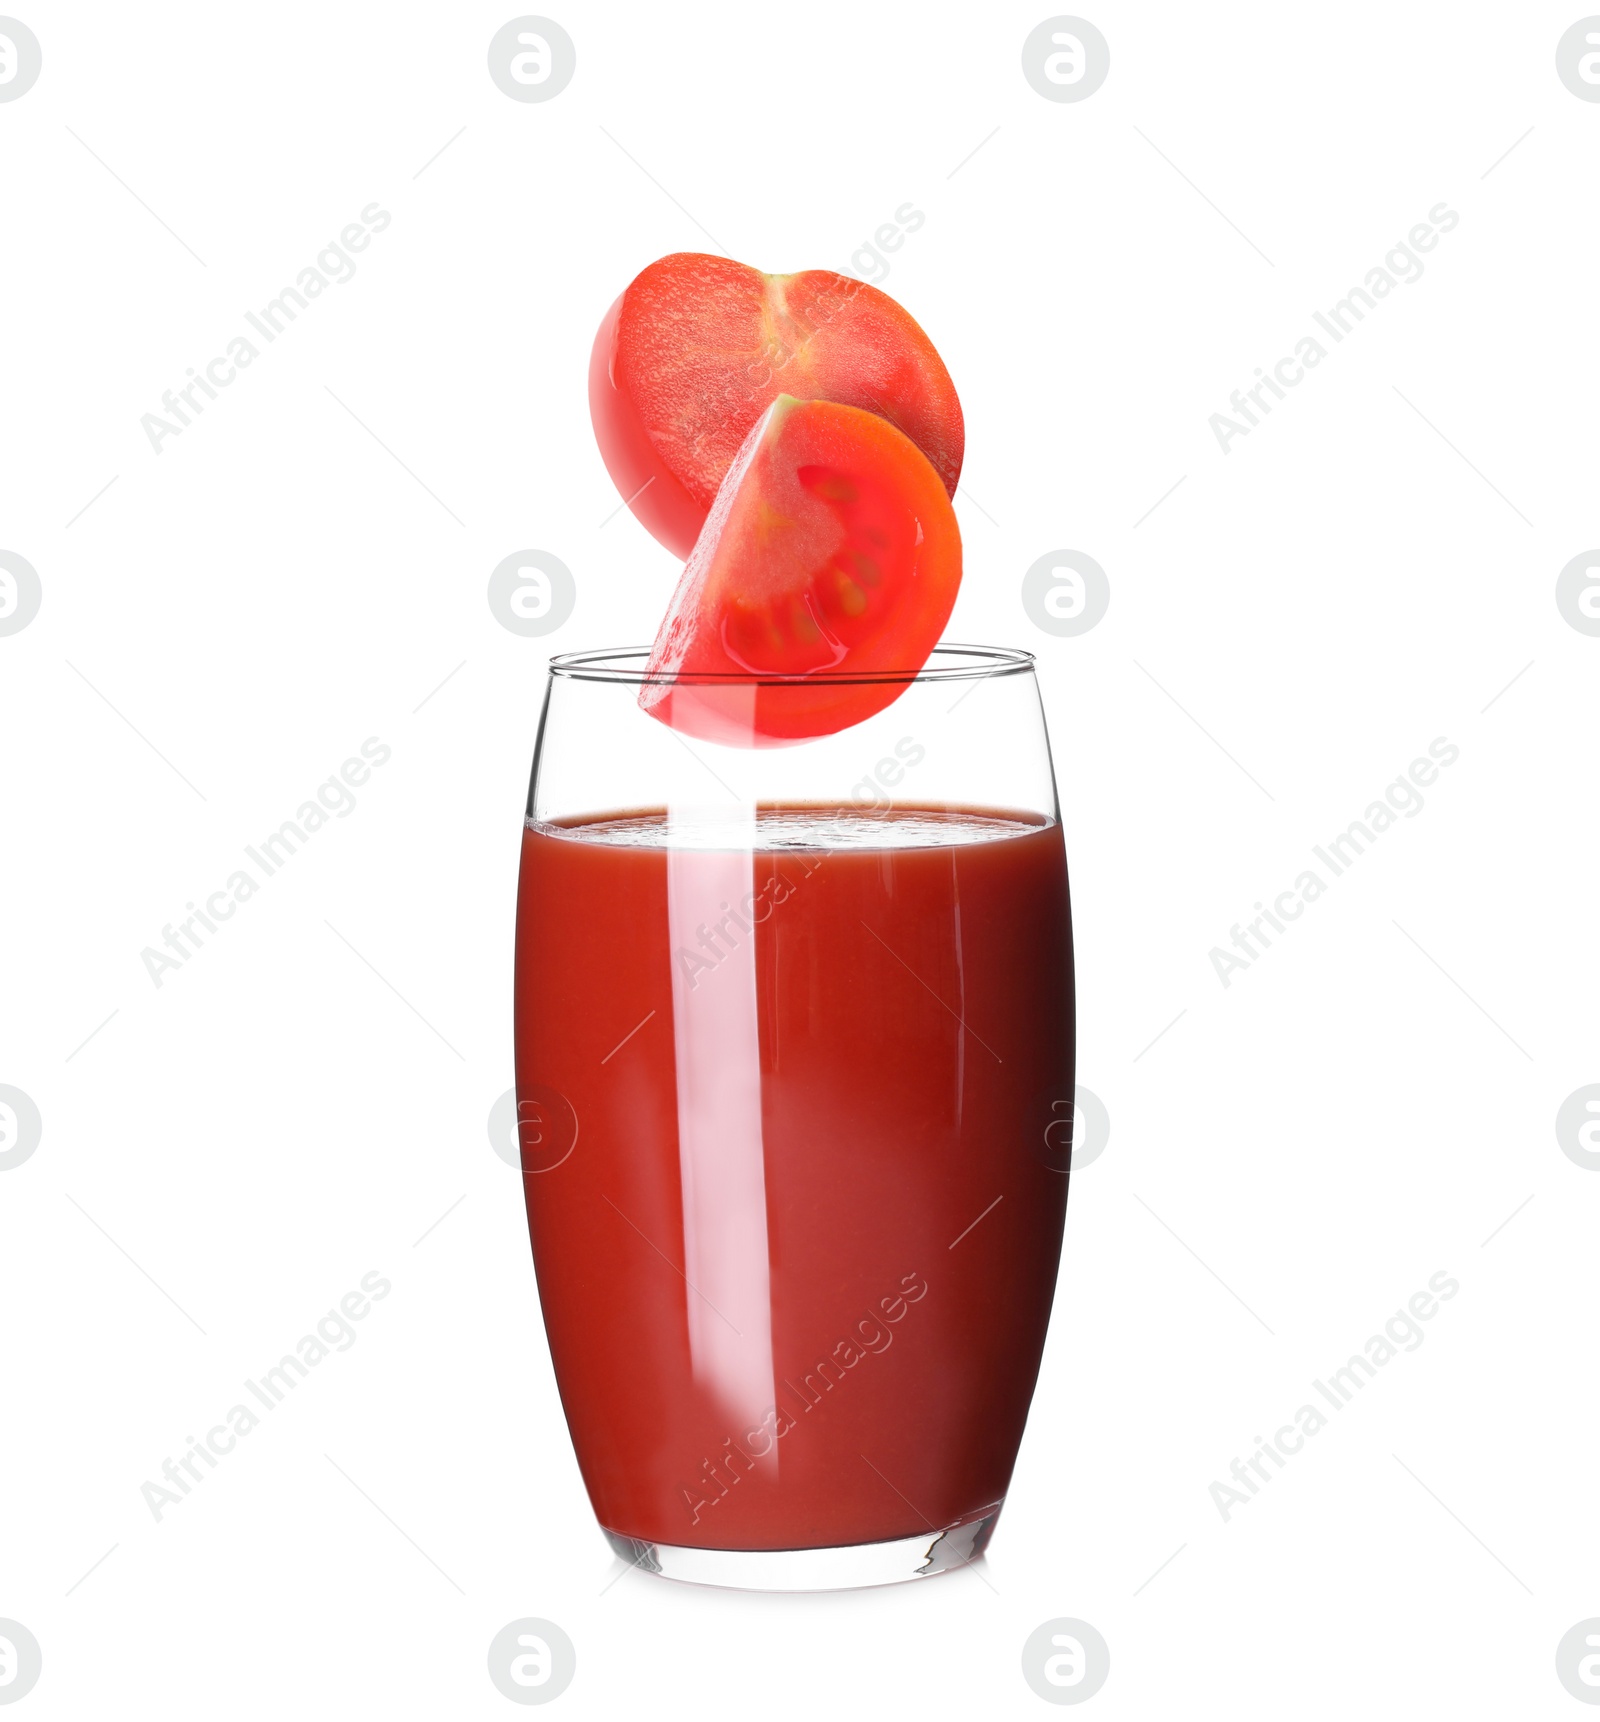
<box><xmin>514</xmin><ymin>804</ymin><xmax>1075</xmax><ymax>1553</ymax></box>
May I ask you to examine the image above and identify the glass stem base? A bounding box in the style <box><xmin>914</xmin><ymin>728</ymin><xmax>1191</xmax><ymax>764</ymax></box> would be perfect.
<box><xmin>601</xmin><ymin>1500</ymin><xmax>1003</xmax><ymax>1592</ymax></box>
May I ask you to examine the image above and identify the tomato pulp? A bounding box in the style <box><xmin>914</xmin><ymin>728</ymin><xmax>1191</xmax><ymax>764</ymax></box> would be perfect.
<box><xmin>641</xmin><ymin>396</ymin><xmax>963</xmax><ymax>744</ymax></box>
<box><xmin>590</xmin><ymin>253</ymin><xmax>964</xmax><ymax>558</ymax></box>
<box><xmin>513</xmin><ymin>806</ymin><xmax>1074</xmax><ymax>1552</ymax></box>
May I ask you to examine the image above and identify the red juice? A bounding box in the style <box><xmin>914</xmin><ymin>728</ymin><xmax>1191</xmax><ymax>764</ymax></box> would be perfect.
<box><xmin>513</xmin><ymin>805</ymin><xmax>1074</xmax><ymax>1552</ymax></box>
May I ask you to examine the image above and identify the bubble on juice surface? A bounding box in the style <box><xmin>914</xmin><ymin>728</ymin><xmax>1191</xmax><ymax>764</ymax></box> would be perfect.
<box><xmin>530</xmin><ymin>807</ymin><xmax>1051</xmax><ymax>851</ymax></box>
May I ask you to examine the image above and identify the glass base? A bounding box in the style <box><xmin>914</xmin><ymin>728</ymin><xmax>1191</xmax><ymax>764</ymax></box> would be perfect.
<box><xmin>601</xmin><ymin>1500</ymin><xmax>1003</xmax><ymax>1592</ymax></box>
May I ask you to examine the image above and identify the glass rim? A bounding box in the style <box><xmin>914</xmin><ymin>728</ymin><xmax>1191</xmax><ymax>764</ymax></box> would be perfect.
<box><xmin>545</xmin><ymin>643</ymin><xmax>1037</xmax><ymax>689</ymax></box>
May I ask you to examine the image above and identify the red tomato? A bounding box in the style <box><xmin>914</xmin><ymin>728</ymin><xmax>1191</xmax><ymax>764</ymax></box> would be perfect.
<box><xmin>640</xmin><ymin>396</ymin><xmax>963</xmax><ymax>744</ymax></box>
<box><xmin>590</xmin><ymin>253</ymin><xmax>964</xmax><ymax>559</ymax></box>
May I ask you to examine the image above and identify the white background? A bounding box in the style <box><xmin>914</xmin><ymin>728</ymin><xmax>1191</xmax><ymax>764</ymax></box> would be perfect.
<box><xmin>2</xmin><ymin>1</ymin><xmax>1597</xmax><ymax>1715</ymax></box>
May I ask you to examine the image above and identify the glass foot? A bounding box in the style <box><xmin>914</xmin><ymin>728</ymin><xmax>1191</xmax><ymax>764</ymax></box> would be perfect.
<box><xmin>601</xmin><ymin>1500</ymin><xmax>1002</xmax><ymax>1592</ymax></box>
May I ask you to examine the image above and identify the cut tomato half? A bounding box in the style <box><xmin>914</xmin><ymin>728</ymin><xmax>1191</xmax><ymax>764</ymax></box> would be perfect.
<box><xmin>640</xmin><ymin>396</ymin><xmax>962</xmax><ymax>744</ymax></box>
<box><xmin>591</xmin><ymin>253</ymin><xmax>963</xmax><ymax>559</ymax></box>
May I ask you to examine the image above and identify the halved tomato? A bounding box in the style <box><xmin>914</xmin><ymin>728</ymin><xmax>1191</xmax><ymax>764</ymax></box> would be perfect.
<box><xmin>640</xmin><ymin>396</ymin><xmax>962</xmax><ymax>744</ymax></box>
<box><xmin>591</xmin><ymin>253</ymin><xmax>963</xmax><ymax>559</ymax></box>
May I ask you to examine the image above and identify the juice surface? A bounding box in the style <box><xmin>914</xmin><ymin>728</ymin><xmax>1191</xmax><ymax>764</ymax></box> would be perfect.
<box><xmin>513</xmin><ymin>805</ymin><xmax>1074</xmax><ymax>1550</ymax></box>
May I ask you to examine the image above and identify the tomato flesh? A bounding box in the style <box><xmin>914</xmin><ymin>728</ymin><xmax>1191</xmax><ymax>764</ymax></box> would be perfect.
<box><xmin>640</xmin><ymin>397</ymin><xmax>962</xmax><ymax>744</ymax></box>
<box><xmin>591</xmin><ymin>253</ymin><xmax>964</xmax><ymax>559</ymax></box>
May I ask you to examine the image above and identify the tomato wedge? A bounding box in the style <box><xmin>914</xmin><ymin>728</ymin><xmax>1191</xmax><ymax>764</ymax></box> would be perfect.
<box><xmin>640</xmin><ymin>396</ymin><xmax>962</xmax><ymax>744</ymax></box>
<box><xmin>591</xmin><ymin>253</ymin><xmax>963</xmax><ymax>559</ymax></box>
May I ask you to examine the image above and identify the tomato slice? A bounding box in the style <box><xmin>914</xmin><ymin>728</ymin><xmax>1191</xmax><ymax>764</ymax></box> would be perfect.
<box><xmin>591</xmin><ymin>253</ymin><xmax>963</xmax><ymax>559</ymax></box>
<box><xmin>640</xmin><ymin>396</ymin><xmax>962</xmax><ymax>744</ymax></box>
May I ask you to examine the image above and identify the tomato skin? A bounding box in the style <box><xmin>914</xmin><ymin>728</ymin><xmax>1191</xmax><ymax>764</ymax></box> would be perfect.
<box><xmin>640</xmin><ymin>397</ymin><xmax>963</xmax><ymax>745</ymax></box>
<box><xmin>588</xmin><ymin>293</ymin><xmax>712</xmax><ymax>560</ymax></box>
<box><xmin>590</xmin><ymin>254</ymin><xmax>964</xmax><ymax>560</ymax></box>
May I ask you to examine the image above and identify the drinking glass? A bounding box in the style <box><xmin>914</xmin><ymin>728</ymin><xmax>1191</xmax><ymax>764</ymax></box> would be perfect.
<box><xmin>513</xmin><ymin>645</ymin><xmax>1075</xmax><ymax>1590</ymax></box>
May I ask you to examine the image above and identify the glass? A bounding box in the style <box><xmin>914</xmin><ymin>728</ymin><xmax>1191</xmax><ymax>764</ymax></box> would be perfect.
<box><xmin>513</xmin><ymin>646</ymin><xmax>1075</xmax><ymax>1590</ymax></box>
